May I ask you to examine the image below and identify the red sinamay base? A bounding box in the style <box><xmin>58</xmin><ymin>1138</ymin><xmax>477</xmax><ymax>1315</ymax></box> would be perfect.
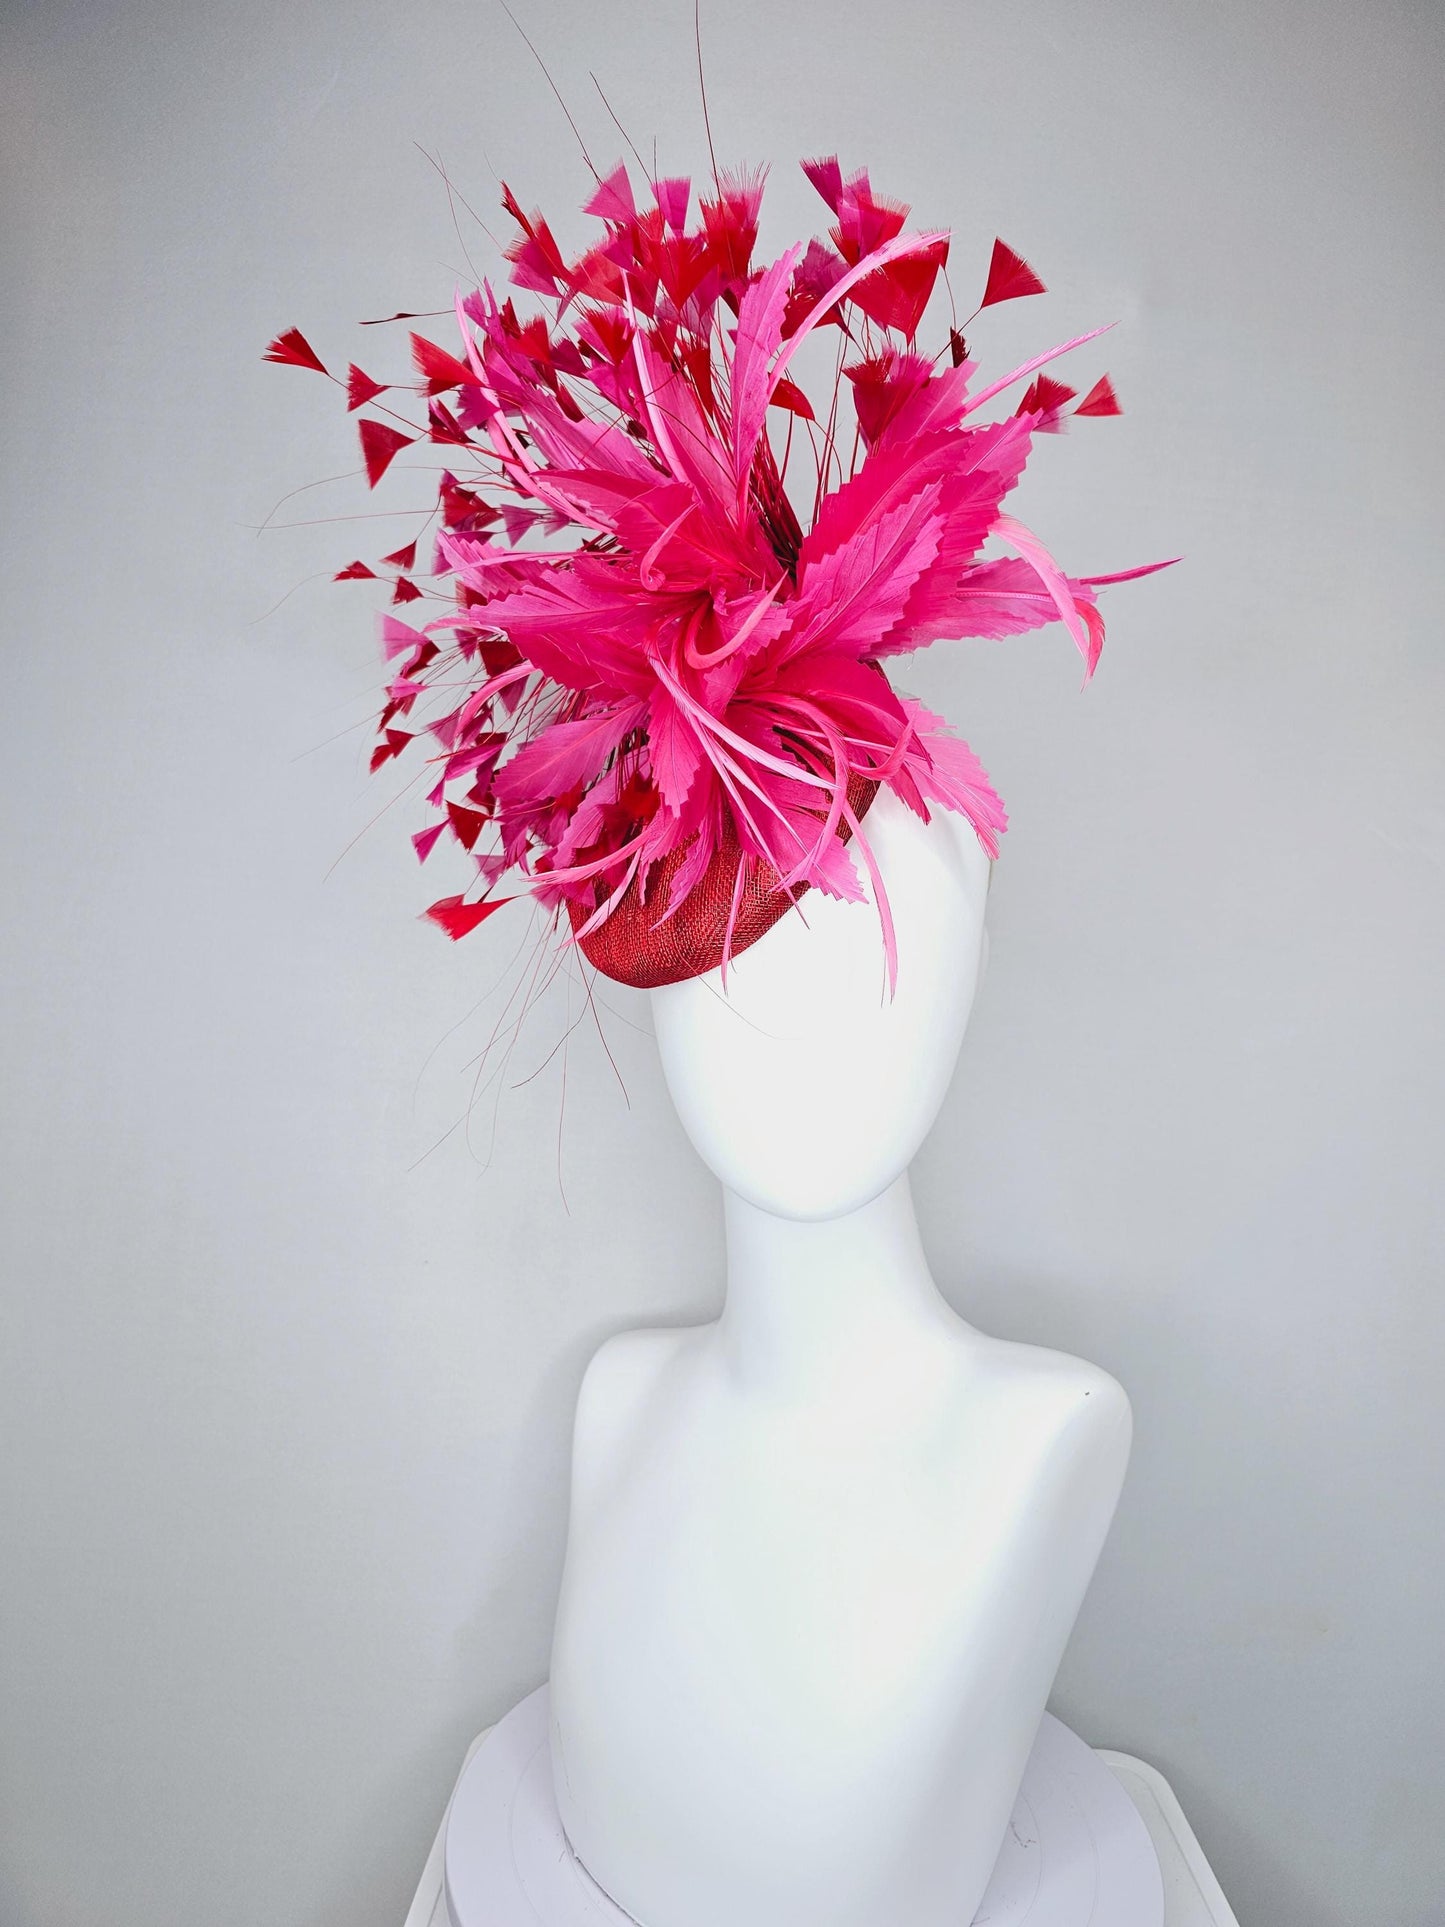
<box><xmin>567</xmin><ymin>776</ymin><xmax>879</xmax><ymax>989</ymax></box>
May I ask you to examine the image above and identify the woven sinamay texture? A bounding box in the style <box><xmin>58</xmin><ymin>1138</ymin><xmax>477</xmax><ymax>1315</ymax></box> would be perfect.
<box><xmin>569</xmin><ymin>776</ymin><xmax>880</xmax><ymax>988</ymax></box>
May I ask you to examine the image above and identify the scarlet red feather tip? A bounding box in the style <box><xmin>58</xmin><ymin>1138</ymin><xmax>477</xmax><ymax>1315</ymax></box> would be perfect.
<box><xmin>446</xmin><ymin>802</ymin><xmax>488</xmax><ymax>851</ymax></box>
<box><xmin>411</xmin><ymin>333</ymin><xmax>476</xmax><ymax>392</ymax></box>
<box><xmin>346</xmin><ymin>364</ymin><xmax>387</xmax><ymax>410</ymax></box>
<box><xmin>358</xmin><ymin>418</ymin><xmax>414</xmax><ymax>486</ymax></box>
<box><xmin>424</xmin><ymin>895</ymin><xmax>511</xmax><ymax>940</ymax></box>
<box><xmin>1018</xmin><ymin>374</ymin><xmax>1076</xmax><ymax>415</ymax></box>
<box><xmin>979</xmin><ymin>240</ymin><xmax>1047</xmax><ymax>310</ymax></box>
<box><xmin>1075</xmin><ymin>374</ymin><xmax>1122</xmax><ymax>417</ymax></box>
<box><xmin>263</xmin><ymin>328</ymin><xmax>328</xmax><ymax>375</ymax></box>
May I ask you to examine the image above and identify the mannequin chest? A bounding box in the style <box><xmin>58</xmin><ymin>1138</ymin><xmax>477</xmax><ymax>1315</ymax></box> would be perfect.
<box><xmin>556</xmin><ymin>1326</ymin><xmax>1121</xmax><ymax>1734</ymax></box>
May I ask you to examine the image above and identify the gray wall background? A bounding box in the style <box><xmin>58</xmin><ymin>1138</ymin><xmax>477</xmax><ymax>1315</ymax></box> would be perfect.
<box><xmin>2</xmin><ymin>1</ymin><xmax>1441</xmax><ymax>1923</ymax></box>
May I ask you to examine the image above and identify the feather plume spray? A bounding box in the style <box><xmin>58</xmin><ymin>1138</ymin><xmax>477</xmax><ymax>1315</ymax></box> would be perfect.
<box><xmin>271</xmin><ymin>157</ymin><xmax>1174</xmax><ymax>988</ymax></box>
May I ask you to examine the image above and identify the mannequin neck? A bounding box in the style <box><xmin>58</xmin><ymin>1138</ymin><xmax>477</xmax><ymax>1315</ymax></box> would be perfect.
<box><xmin>717</xmin><ymin>1174</ymin><xmax>967</xmax><ymax>1399</ymax></box>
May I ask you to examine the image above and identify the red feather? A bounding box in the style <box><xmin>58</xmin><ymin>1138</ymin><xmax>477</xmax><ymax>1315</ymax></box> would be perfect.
<box><xmin>852</xmin><ymin>236</ymin><xmax>949</xmax><ymax>337</ymax></box>
<box><xmin>382</xmin><ymin>541</ymin><xmax>418</xmax><ymax>570</ymax></box>
<box><xmin>391</xmin><ymin>576</ymin><xmax>423</xmax><ymax>604</ymax></box>
<box><xmin>369</xmin><ymin>727</ymin><xmax>413</xmax><ymax>773</ymax></box>
<box><xmin>770</xmin><ymin>376</ymin><xmax>815</xmax><ymax>419</ymax></box>
<box><xmin>334</xmin><ymin>559</ymin><xmax>376</xmax><ymax>581</ymax></box>
<box><xmin>263</xmin><ymin>327</ymin><xmax>328</xmax><ymax>375</ymax></box>
<box><xmin>411</xmin><ymin>333</ymin><xmax>476</xmax><ymax>392</ymax></box>
<box><xmin>428</xmin><ymin>399</ymin><xmax>470</xmax><ymax>445</ymax></box>
<box><xmin>801</xmin><ymin>154</ymin><xmax>844</xmax><ymax>212</ymax></box>
<box><xmin>1018</xmin><ymin>375</ymin><xmax>1076</xmax><ymax>415</ymax></box>
<box><xmin>358</xmin><ymin>419</ymin><xmax>414</xmax><ymax>486</ymax></box>
<box><xmin>424</xmin><ymin>895</ymin><xmax>512</xmax><ymax>940</ymax></box>
<box><xmin>347</xmin><ymin>364</ymin><xmax>387</xmax><ymax>410</ymax></box>
<box><xmin>447</xmin><ymin>802</ymin><xmax>488</xmax><ymax>851</ymax></box>
<box><xmin>263</xmin><ymin>329</ymin><xmax>327</xmax><ymax>373</ymax></box>
<box><xmin>980</xmin><ymin>240</ymin><xmax>1046</xmax><ymax>310</ymax></box>
<box><xmin>1075</xmin><ymin>374</ymin><xmax>1122</xmax><ymax>416</ymax></box>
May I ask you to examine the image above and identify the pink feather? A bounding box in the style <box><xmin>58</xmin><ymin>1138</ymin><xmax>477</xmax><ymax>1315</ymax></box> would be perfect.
<box><xmin>273</xmin><ymin>152</ymin><xmax>1169</xmax><ymax>971</ymax></box>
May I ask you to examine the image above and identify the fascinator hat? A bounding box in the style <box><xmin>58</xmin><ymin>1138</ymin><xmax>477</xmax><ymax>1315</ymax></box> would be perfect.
<box><xmin>269</xmin><ymin>157</ymin><xmax>1169</xmax><ymax>989</ymax></box>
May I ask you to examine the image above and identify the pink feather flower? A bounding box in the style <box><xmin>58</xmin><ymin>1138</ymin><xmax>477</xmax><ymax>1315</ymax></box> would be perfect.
<box><xmin>273</xmin><ymin>157</ymin><xmax>1173</xmax><ymax>986</ymax></box>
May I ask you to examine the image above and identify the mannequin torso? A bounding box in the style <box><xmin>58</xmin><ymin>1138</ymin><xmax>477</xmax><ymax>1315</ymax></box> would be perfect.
<box><xmin>551</xmin><ymin>1181</ymin><xmax>1129</xmax><ymax>1927</ymax></box>
<box><xmin>549</xmin><ymin>791</ymin><xmax>1133</xmax><ymax>1927</ymax></box>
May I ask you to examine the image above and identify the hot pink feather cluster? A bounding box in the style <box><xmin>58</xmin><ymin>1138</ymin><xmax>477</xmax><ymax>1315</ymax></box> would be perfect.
<box><xmin>268</xmin><ymin>156</ymin><xmax>1168</xmax><ymax>983</ymax></box>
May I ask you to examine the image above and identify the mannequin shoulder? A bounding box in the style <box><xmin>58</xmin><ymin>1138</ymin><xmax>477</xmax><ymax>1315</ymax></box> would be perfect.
<box><xmin>571</xmin><ymin>1323</ymin><xmax>701</xmax><ymax>1470</ymax></box>
<box><xmin>579</xmin><ymin>1322</ymin><xmax>694</xmax><ymax>1407</ymax></box>
<box><xmin>964</xmin><ymin>1333</ymin><xmax>1132</xmax><ymax>1459</ymax></box>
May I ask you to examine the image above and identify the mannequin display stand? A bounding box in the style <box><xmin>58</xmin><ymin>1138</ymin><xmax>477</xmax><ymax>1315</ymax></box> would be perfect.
<box><xmin>401</xmin><ymin>1687</ymin><xmax>1240</xmax><ymax>1927</ymax></box>
<box><xmin>402</xmin><ymin>801</ymin><xmax>1240</xmax><ymax>1927</ymax></box>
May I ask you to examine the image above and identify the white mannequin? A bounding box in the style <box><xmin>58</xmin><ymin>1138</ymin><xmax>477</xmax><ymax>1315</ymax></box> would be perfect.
<box><xmin>548</xmin><ymin>787</ymin><xmax>1132</xmax><ymax>1927</ymax></box>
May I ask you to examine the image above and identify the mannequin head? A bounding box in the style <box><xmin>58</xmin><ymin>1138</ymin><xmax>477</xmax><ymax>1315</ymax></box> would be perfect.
<box><xmin>651</xmin><ymin>788</ymin><xmax>991</xmax><ymax>1221</ymax></box>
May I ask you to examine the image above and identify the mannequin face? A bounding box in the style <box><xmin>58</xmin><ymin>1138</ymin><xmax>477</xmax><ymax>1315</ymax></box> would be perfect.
<box><xmin>651</xmin><ymin>787</ymin><xmax>990</xmax><ymax>1221</ymax></box>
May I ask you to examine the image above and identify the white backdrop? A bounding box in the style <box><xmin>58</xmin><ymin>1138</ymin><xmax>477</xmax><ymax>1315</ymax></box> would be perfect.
<box><xmin>2</xmin><ymin>2</ymin><xmax>1441</xmax><ymax>1923</ymax></box>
